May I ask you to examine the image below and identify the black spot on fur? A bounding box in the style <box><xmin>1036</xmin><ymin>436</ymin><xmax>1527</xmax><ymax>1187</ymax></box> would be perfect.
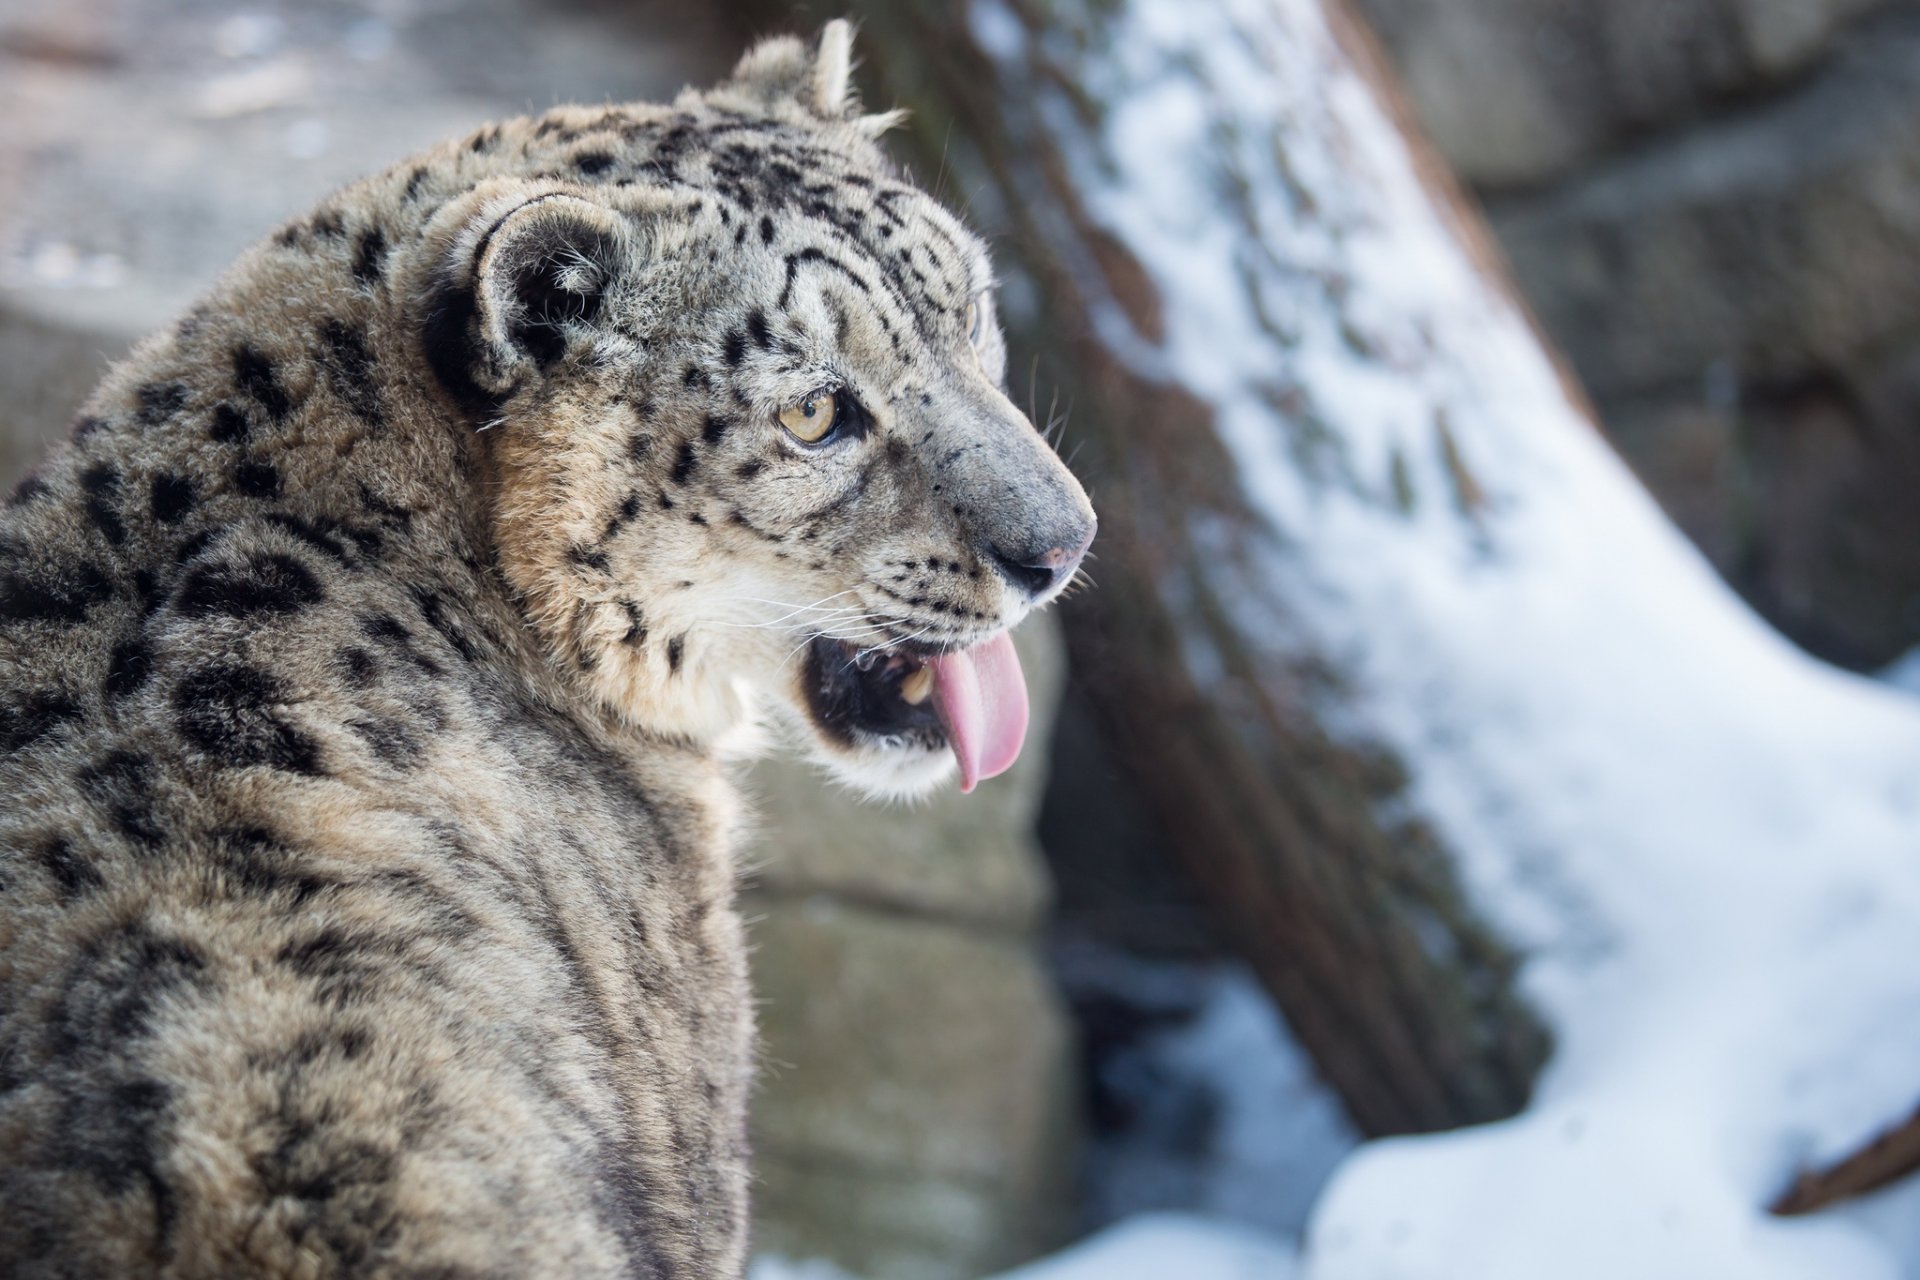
<box><xmin>403</xmin><ymin>165</ymin><xmax>430</xmax><ymax>200</ymax></box>
<box><xmin>409</xmin><ymin>587</ymin><xmax>483</xmax><ymax>663</ymax></box>
<box><xmin>347</xmin><ymin>716</ymin><xmax>423</xmax><ymax>768</ymax></box>
<box><xmin>234</xmin><ymin>458</ymin><xmax>282</xmax><ymax>499</ymax></box>
<box><xmin>701</xmin><ymin>415</ymin><xmax>731</xmax><ymax>446</ymax></box>
<box><xmin>261</xmin><ymin>513</ymin><xmax>355</xmax><ymax>564</ymax></box>
<box><xmin>80</xmin><ymin>463</ymin><xmax>126</xmax><ymax>545</ymax></box>
<box><xmin>360</xmin><ymin>613</ymin><xmax>411</xmax><ymax>645</ymax></box>
<box><xmin>174</xmin><ymin>664</ymin><xmax>323</xmax><ymax>775</ymax></box>
<box><xmin>569</xmin><ymin>544</ymin><xmax>611</xmax><ymax>574</ymax></box>
<box><xmin>149</xmin><ymin>472</ymin><xmax>195</xmax><ymax>524</ymax></box>
<box><xmin>351</xmin><ymin>227</ymin><xmax>388</xmax><ymax>286</ymax></box>
<box><xmin>667</xmin><ymin>636</ymin><xmax>684</xmax><ymax>672</ymax></box>
<box><xmin>0</xmin><ymin>559</ymin><xmax>115</xmax><ymax>625</ymax></box>
<box><xmin>72</xmin><ymin>414</ymin><xmax>108</xmax><ymax>442</ymax></box>
<box><xmin>778</xmin><ymin>245</ymin><xmax>872</xmax><ymax>309</ymax></box>
<box><xmin>38</xmin><ymin>836</ymin><xmax>103</xmax><ymax>899</ymax></box>
<box><xmin>233</xmin><ymin>345</ymin><xmax>294</xmax><ymax>423</ymax></box>
<box><xmin>746</xmin><ymin>308</ymin><xmax>773</xmax><ymax>350</ymax></box>
<box><xmin>176</xmin><ymin>553</ymin><xmax>324</xmax><ymax>619</ymax></box>
<box><xmin>245</xmin><ymin>1118</ymin><xmax>402</xmax><ymax>1270</ymax></box>
<box><xmin>721</xmin><ymin>329</ymin><xmax>747</xmax><ymax>367</ymax></box>
<box><xmin>105</xmin><ymin>638</ymin><xmax>155</xmax><ymax>698</ymax></box>
<box><xmin>311</xmin><ymin>209</ymin><xmax>346</xmax><ymax>239</ymax></box>
<box><xmin>276</xmin><ymin>516</ymin><xmax>378</xmax><ymax>575</ymax></box>
<box><xmin>357</xmin><ymin>483</ymin><xmax>415</xmax><ymax>532</ymax></box>
<box><xmin>209</xmin><ymin>826</ymin><xmax>329</xmax><ymax>905</ymax></box>
<box><xmin>50</xmin><ymin>923</ymin><xmax>207</xmax><ymax>1058</ymax></box>
<box><xmin>209</xmin><ymin>403</ymin><xmax>251</xmax><ymax>443</ymax></box>
<box><xmin>172</xmin><ymin>527</ymin><xmax>219</xmax><ymax>567</ymax></box>
<box><xmin>727</xmin><ymin>510</ymin><xmax>782</xmax><ymax>543</ymax></box>
<box><xmin>7</xmin><ymin>472</ymin><xmax>50</xmax><ymax>505</ymax></box>
<box><xmin>48</xmin><ymin>1075</ymin><xmax>181</xmax><ymax>1249</ymax></box>
<box><xmin>2</xmin><ymin>689</ymin><xmax>83</xmax><ymax>753</ymax></box>
<box><xmin>621</xmin><ymin>601</ymin><xmax>647</xmax><ymax>646</ymax></box>
<box><xmin>318</xmin><ymin>318</ymin><xmax>385</xmax><ymax>427</ymax></box>
<box><xmin>273</xmin><ymin>924</ymin><xmax>416</xmax><ymax>1009</ymax></box>
<box><xmin>574</xmin><ymin>150</ymin><xmax>615</xmax><ymax>175</ymax></box>
<box><xmin>671</xmin><ymin>442</ymin><xmax>699</xmax><ymax>484</ymax></box>
<box><xmin>135</xmin><ymin>382</ymin><xmax>190</xmax><ymax>427</ymax></box>
<box><xmin>77</xmin><ymin>749</ymin><xmax>164</xmax><ymax>847</ymax></box>
<box><xmin>759</xmin><ymin>214</ymin><xmax>776</xmax><ymax>245</ymax></box>
<box><xmin>133</xmin><ymin>568</ymin><xmax>162</xmax><ymax>614</ymax></box>
<box><xmin>735</xmin><ymin>459</ymin><xmax>765</xmax><ymax>480</ymax></box>
<box><xmin>337</xmin><ymin>646</ymin><xmax>377</xmax><ymax>687</ymax></box>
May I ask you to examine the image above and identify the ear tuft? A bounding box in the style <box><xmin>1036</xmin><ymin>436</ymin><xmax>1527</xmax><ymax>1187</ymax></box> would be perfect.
<box><xmin>726</xmin><ymin>32</ymin><xmax>810</xmax><ymax>101</ymax></box>
<box><xmin>726</xmin><ymin>18</ymin><xmax>887</xmax><ymax>128</ymax></box>
<box><xmin>852</xmin><ymin>107</ymin><xmax>908</xmax><ymax>138</ymax></box>
<box><xmin>812</xmin><ymin>19</ymin><xmax>854</xmax><ymax>118</ymax></box>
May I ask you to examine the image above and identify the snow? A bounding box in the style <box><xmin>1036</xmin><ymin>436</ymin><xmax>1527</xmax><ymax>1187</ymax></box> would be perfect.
<box><xmin>1071</xmin><ymin>955</ymin><xmax>1358</xmax><ymax>1239</ymax></box>
<box><xmin>754</xmin><ymin>1215</ymin><xmax>1301</xmax><ymax>1280</ymax></box>
<box><xmin>749</xmin><ymin>1258</ymin><xmax>860</xmax><ymax>1280</ymax></box>
<box><xmin>1881</xmin><ymin>646</ymin><xmax>1920</xmax><ymax>698</ymax></box>
<box><xmin>990</xmin><ymin>1214</ymin><xmax>1301</xmax><ymax>1280</ymax></box>
<box><xmin>968</xmin><ymin>0</ymin><xmax>1920</xmax><ymax>1276</ymax></box>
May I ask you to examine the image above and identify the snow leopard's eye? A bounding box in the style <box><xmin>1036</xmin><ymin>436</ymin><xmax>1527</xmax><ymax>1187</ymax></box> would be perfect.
<box><xmin>778</xmin><ymin>387</ymin><xmax>841</xmax><ymax>444</ymax></box>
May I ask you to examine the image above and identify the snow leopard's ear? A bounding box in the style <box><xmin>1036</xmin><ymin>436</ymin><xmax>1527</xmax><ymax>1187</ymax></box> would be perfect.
<box><xmin>724</xmin><ymin>19</ymin><xmax>906</xmax><ymax>137</ymax></box>
<box><xmin>422</xmin><ymin>188</ymin><xmax>632</xmax><ymax>413</ymax></box>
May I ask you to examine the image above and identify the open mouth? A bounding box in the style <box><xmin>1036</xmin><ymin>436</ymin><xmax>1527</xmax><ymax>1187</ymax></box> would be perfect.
<box><xmin>803</xmin><ymin>631</ymin><xmax>1030</xmax><ymax>792</ymax></box>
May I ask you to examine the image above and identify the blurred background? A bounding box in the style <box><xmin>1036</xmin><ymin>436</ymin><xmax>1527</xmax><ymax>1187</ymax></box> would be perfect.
<box><xmin>7</xmin><ymin>1</ymin><xmax>1920</xmax><ymax>1277</ymax></box>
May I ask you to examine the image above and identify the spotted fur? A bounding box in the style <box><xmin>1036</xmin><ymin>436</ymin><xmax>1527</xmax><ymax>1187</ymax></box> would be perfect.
<box><xmin>0</xmin><ymin>20</ymin><xmax>1093</xmax><ymax>1280</ymax></box>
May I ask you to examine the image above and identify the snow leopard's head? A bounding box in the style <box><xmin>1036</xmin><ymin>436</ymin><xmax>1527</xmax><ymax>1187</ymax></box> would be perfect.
<box><xmin>418</xmin><ymin>21</ymin><xmax>1094</xmax><ymax>797</ymax></box>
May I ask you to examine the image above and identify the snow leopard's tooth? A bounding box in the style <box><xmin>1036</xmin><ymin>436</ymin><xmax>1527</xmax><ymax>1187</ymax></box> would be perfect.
<box><xmin>900</xmin><ymin>665</ymin><xmax>934</xmax><ymax>705</ymax></box>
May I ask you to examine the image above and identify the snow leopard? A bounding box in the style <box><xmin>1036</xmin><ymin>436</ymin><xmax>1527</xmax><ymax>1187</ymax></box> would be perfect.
<box><xmin>0</xmin><ymin>20</ymin><xmax>1094</xmax><ymax>1279</ymax></box>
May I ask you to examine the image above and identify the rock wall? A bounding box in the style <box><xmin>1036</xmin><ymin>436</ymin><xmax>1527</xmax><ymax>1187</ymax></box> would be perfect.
<box><xmin>0</xmin><ymin>2</ymin><xmax>1079</xmax><ymax>1274</ymax></box>
<box><xmin>1357</xmin><ymin>0</ymin><xmax>1920</xmax><ymax>667</ymax></box>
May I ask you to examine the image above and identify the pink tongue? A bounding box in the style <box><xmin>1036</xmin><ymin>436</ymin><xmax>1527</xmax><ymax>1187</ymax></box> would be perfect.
<box><xmin>927</xmin><ymin>633</ymin><xmax>1030</xmax><ymax>794</ymax></box>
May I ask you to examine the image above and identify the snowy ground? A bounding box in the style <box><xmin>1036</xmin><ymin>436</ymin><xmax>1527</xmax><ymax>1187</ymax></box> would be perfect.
<box><xmin>755</xmin><ymin>1214</ymin><xmax>1301</xmax><ymax>1280</ymax></box>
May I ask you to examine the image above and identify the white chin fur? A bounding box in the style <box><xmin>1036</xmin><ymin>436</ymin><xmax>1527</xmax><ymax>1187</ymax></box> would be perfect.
<box><xmin>807</xmin><ymin>734</ymin><xmax>956</xmax><ymax>801</ymax></box>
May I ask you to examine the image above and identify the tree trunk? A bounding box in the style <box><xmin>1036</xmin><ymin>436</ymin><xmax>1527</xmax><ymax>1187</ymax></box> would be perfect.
<box><xmin>724</xmin><ymin>0</ymin><xmax>1557</xmax><ymax>1137</ymax></box>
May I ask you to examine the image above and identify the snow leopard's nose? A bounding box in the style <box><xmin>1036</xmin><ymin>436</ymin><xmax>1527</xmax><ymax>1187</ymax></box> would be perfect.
<box><xmin>987</xmin><ymin>519</ymin><xmax>1095</xmax><ymax>601</ymax></box>
<box><xmin>932</xmin><ymin>377</ymin><xmax>1098</xmax><ymax>603</ymax></box>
